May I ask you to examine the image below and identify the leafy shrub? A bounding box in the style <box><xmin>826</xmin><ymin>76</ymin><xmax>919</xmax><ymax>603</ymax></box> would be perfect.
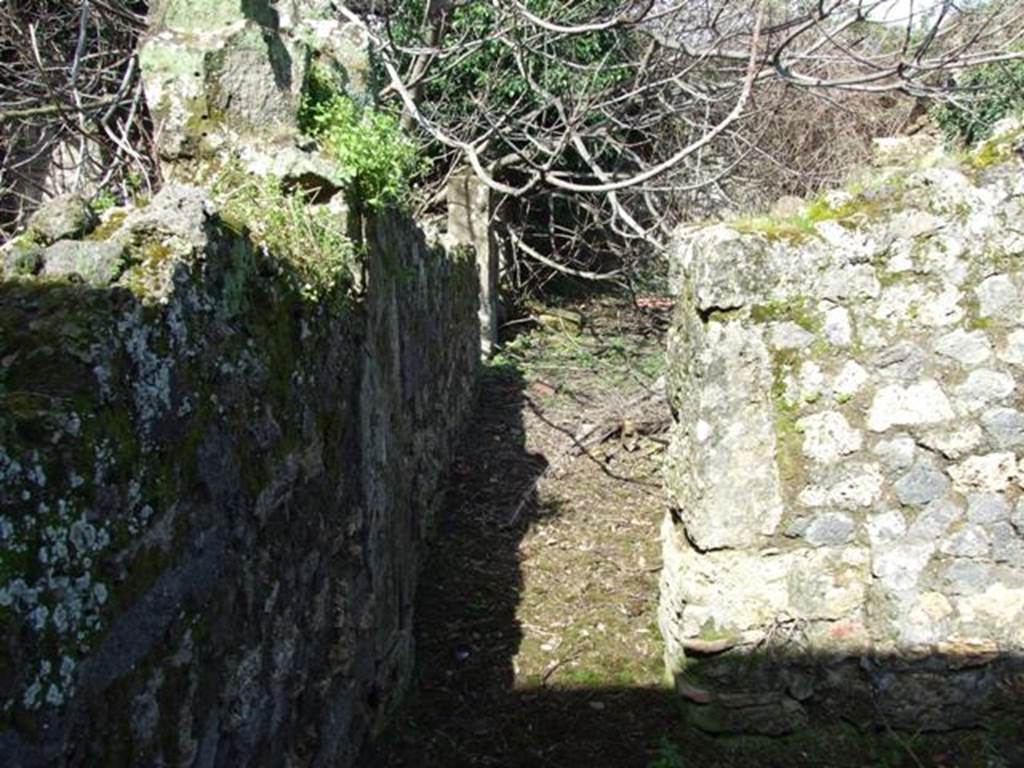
<box><xmin>932</xmin><ymin>55</ymin><xmax>1024</xmax><ymax>145</ymax></box>
<box><xmin>209</xmin><ymin>164</ymin><xmax>354</xmax><ymax>306</ymax></box>
<box><xmin>300</xmin><ymin>66</ymin><xmax>422</xmax><ymax>210</ymax></box>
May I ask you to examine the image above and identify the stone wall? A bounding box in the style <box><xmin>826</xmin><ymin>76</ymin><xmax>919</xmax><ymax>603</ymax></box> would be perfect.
<box><xmin>659</xmin><ymin>125</ymin><xmax>1024</xmax><ymax>734</ymax></box>
<box><xmin>0</xmin><ymin>185</ymin><xmax>478</xmax><ymax>765</ymax></box>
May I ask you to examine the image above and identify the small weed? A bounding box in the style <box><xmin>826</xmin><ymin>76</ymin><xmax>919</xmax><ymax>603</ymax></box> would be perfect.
<box><xmin>648</xmin><ymin>738</ymin><xmax>686</xmax><ymax>768</ymax></box>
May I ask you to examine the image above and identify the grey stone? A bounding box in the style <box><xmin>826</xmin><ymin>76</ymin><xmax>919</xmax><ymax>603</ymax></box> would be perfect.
<box><xmin>688</xmin><ymin>692</ymin><xmax>808</xmax><ymax>736</ymax></box>
<box><xmin>822</xmin><ymin>264</ymin><xmax>880</xmax><ymax>301</ymax></box>
<box><xmin>872</xmin><ymin>435</ymin><xmax>915</xmax><ymax>471</ymax></box>
<box><xmin>804</xmin><ymin>512</ymin><xmax>855</xmax><ymax>547</ymax></box>
<box><xmin>980</xmin><ymin>407</ymin><xmax>1024</xmax><ymax>448</ymax></box>
<box><xmin>40</xmin><ymin>241</ymin><xmax>127</xmax><ymax>286</ymax></box>
<box><xmin>953</xmin><ymin>369</ymin><xmax>1015</xmax><ymax>413</ymax></box>
<box><xmin>894</xmin><ymin>463</ymin><xmax>950</xmax><ymax>507</ymax></box>
<box><xmin>939</xmin><ymin>526</ymin><xmax>991</xmax><ymax>558</ymax></box>
<box><xmin>940</xmin><ymin>561</ymin><xmax>992</xmax><ymax>595</ymax></box>
<box><xmin>966</xmin><ymin>493</ymin><xmax>1009</xmax><ymax>525</ymax></box>
<box><xmin>989</xmin><ymin>523</ymin><xmax>1024</xmax><ymax>567</ymax></box>
<box><xmin>873</xmin><ymin>342</ymin><xmax>927</xmax><ymax>381</ymax></box>
<box><xmin>867</xmin><ymin>509</ymin><xmax>907</xmax><ymax>546</ymax></box>
<box><xmin>770</xmin><ymin>321</ymin><xmax>816</xmax><ymax>350</ymax></box>
<box><xmin>907</xmin><ymin>499</ymin><xmax>962</xmax><ymax>543</ymax></box>
<box><xmin>26</xmin><ymin>193</ymin><xmax>97</xmax><ymax>245</ymax></box>
<box><xmin>975</xmin><ymin>274</ymin><xmax>1018</xmax><ymax>319</ymax></box>
<box><xmin>933</xmin><ymin>329</ymin><xmax>992</xmax><ymax>366</ymax></box>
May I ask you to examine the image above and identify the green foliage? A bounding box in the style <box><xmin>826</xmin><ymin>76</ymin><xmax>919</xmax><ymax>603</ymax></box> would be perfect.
<box><xmin>391</xmin><ymin>0</ymin><xmax>628</xmax><ymax>135</ymax></box>
<box><xmin>932</xmin><ymin>55</ymin><xmax>1024</xmax><ymax>146</ymax></box>
<box><xmin>209</xmin><ymin>165</ymin><xmax>353</xmax><ymax>306</ymax></box>
<box><xmin>647</xmin><ymin>738</ymin><xmax>686</xmax><ymax>768</ymax></box>
<box><xmin>90</xmin><ymin>191</ymin><xmax>118</xmax><ymax>215</ymax></box>
<box><xmin>300</xmin><ymin>66</ymin><xmax>422</xmax><ymax>209</ymax></box>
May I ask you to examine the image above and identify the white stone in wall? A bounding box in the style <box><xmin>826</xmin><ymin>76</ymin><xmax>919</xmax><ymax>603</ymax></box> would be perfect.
<box><xmin>867</xmin><ymin>509</ymin><xmax>907</xmax><ymax>547</ymax></box>
<box><xmin>953</xmin><ymin>369</ymin><xmax>1015</xmax><ymax>415</ymax></box>
<box><xmin>871</xmin><ymin>436</ymin><xmax>915</xmax><ymax>471</ymax></box>
<box><xmin>933</xmin><ymin>329</ymin><xmax>992</xmax><ymax>366</ymax></box>
<box><xmin>956</xmin><ymin>584</ymin><xmax>1024</xmax><ymax>639</ymax></box>
<box><xmin>797</xmin><ymin>361</ymin><xmax>825</xmax><ymax>404</ymax></box>
<box><xmin>823</xmin><ymin>306</ymin><xmax>852</xmax><ymax>346</ymax></box>
<box><xmin>917</xmin><ymin>423</ymin><xmax>984</xmax><ymax>460</ymax></box>
<box><xmin>976</xmin><ymin>274</ymin><xmax>1019</xmax><ymax>320</ymax></box>
<box><xmin>872</xmin><ymin>543</ymin><xmax>936</xmax><ymax>592</ymax></box>
<box><xmin>825</xmin><ymin>463</ymin><xmax>884</xmax><ymax>509</ymax></box>
<box><xmin>948</xmin><ymin>452</ymin><xmax>1018</xmax><ymax>494</ymax></box>
<box><xmin>940</xmin><ymin>526</ymin><xmax>992</xmax><ymax>558</ymax></box>
<box><xmin>769</xmin><ymin>322</ymin><xmax>815</xmax><ymax>350</ymax></box>
<box><xmin>797</xmin><ymin>411</ymin><xmax>862</xmax><ymax>464</ymax></box>
<box><xmin>833</xmin><ymin>360</ymin><xmax>868</xmax><ymax>400</ymax></box>
<box><xmin>866</xmin><ymin>380</ymin><xmax>955</xmax><ymax>432</ymax></box>
<box><xmin>918</xmin><ymin>285</ymin><xmax>964</xmax><ymax>327</ymax></box>
<box><xmin>997</xmin><ymin>329</ymin><xmax>1024</xmax><ymax>367</ymax></box>
<box><xmin>787</xmin><ymin>546</ymin><xmax>868</xmax><ymax>620</ymax></box>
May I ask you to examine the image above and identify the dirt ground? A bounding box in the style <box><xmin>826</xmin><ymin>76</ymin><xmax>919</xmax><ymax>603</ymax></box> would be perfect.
<box><xmin>357</xmin><ymin>296</ymin><xmax>1022</xmax><ymax>768</ymax></box>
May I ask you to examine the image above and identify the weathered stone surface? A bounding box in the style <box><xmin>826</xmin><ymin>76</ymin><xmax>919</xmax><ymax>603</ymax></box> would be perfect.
<box><xmin>933</xmin><ymin>329</ymin><xmax>992</xmax><ymax>366</ymax></box>
<box><xmin>803</xmin><ymin>513</ymin><xmax>856</xmax><ymax>547</ymax></box>
<box><xmin>823</xmin><ymin>306</ymin><xmax>852</xmax><ymax>346</ymax></box>
<box><xmin>25</xmin><ymin>193</ymin><xmax>97</xmax><ymax>245</ymax></box>
<box><xmin>833</xmin><ymin>360</ymin><xmax>869</xmax><ymax>400</ymax></box>
<box><xmin>918</xmin><ymin>423</ymin><xmax>984</xmax><ymax>460</ymax></box>
<box><xmin>39</xmin><ymin>241</ymin><xmax>127</xmax><ymax>286</ymax></box>
<box><xmin>894</xmin><ymin>462</ymin><xmax>950</xmax><ymax>507</ymax></box>
<box><xmin>981</xmin><ymin>407</ymin><xmax>1024</xmax><ymax>448</ymax></box>
<box><xmin>798</xmin><ymin>411</ymin><xmax>862</xmax><ymax>464</ymax></box>
<box><xmin>953</xmin><ymin>369</ymin><xmax>1015</xmax><ymax>414</ymax></box>
<box><xmin>976</xmin><ymin>274</ymin><xmax>1018</xmax><ymax>319</ymax></box>
<box><xmin>872</xmin><ymin>435</ymin><xmax>915</xmax><ymax>471</ymax></box>
<box><xmin>866</xmin><ymin>380</ymin><xmax>954</xmax><ymax>432</ymax></box>
<box><xmin>966</xmin><ymin>493</ymin><xmax>1010</xmax><ymax>525</ymax></box>
<box><xmin>666</xmin><ymin>322</ymin><xmax>783</xmax><ymax>550</ymax></box>
<box><xmin>0</xmin><ymin>188</ymin><xmax>479</xmax><ymax>766</ymax></box>
<box><xmin>948</xmin><ymin>452</ymin><xmax>1018</xmax><ymax>493</ymax></box>
<box><xmin>907</xmin><ymin>499</ymin><xmax>962</xmax><ymax>543</ymax></box>
<box><xmin>873</xmin><ymin>342</ymin><xmax>927</xmax><ymax>381</ymax></box>
<box><xmin>661</xmin><ymin>131</ymin><xmax>1024</xmax><ymax>735</ymax></box>
<box><xmin>770</xmin><ymin>321</ymin><xmax>815</xmax><ymax>350</ymax></box>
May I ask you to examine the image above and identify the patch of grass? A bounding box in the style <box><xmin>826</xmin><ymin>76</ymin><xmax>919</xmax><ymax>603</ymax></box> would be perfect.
<box><xmin>207</xmin><ymin>163</ymin><xmax>354</xmax><ymax>307</ymax></box>
<box><xmin>750</xmin><ymin>297</ymin><xmax>821</xmax><ymax>334</ymax></box>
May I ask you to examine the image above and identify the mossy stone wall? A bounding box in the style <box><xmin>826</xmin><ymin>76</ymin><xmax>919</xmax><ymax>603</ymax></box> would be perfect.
<box><xmin>0</xmin><ymin>186</ymin><xmax>478</xmax><ymax>766</ymax></box>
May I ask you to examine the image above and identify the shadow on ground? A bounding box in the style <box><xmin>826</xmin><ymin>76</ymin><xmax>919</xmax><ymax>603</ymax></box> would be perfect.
<box><xmin>356</xmin><ymin>364</ymin><xmax>682</xmax><ymax>768</ymax></box>
<box><xmin>357</xmin><ymin>325</ymin><xmax>1024</xmax><ymax>768</ymax></box>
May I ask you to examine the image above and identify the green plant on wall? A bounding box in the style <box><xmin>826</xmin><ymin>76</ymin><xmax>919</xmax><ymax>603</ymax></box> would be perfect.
<box><xmin>209</xmin><ymin>164</ymin><xmax>354</xmax><ymax>306</ymax></box>
<box><xmin>299</xmin><ymin>65</ymin><xmax>423</xmax><ymax>210</ymax></box>
<box><xmin>932</xmin><ymin>53</ymin><xmax>1024</xmax><ymax>146</ymax></box>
